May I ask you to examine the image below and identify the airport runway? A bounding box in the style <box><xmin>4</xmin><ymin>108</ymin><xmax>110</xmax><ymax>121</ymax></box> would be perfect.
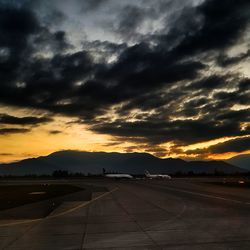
<box><xmin>1</xmin><ymin>178</ymin><xmax>250</xmax><ymax>249</ymax></box>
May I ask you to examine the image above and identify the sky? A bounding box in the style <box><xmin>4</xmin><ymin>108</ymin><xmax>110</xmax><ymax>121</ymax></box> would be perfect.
<box><xmin>0</xmin><ymin>0</ymin><xmax>250</xmax><ymax>163</ymax></box>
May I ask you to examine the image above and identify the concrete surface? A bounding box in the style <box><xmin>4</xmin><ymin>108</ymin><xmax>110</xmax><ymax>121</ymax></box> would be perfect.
<box><xmin>0</xmin><ymin>178</ymin><xmax>250</xmax><ymax>249</ymax></box>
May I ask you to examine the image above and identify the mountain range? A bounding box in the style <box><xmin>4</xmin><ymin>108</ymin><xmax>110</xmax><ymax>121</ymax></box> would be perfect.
<box><xmin>227</xmin><ymin>154</ymin><xmax>250</xmax><ymax>171</ymax></box>
<box><xmin>0</xmin><ymin>150</ymin><xmax>247</xmax><ymax>176</ymax></box>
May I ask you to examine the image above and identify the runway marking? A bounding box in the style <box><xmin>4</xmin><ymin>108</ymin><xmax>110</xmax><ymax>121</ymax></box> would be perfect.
<box><xmin>151</xmin><ymin>184</ymin><xmax>250</xmax><ymax>205</ymax></box>
<box><xmin>116</xmin><ymin>183</ymin><xmax>187</xmax><ymax>233</ymax></box>
<box><xmin>0</xmin><ymin>187</ymin><xmax>119</xmax><ymax>227</ymax></box>
<box><xmin>110</xmin><ymin>188</ymin><xmax>160</xmax><ymax>247</ymax></box>
<box><xmin>145</xmin><ymin>203</ymin><xmax>187</xmax><ymax>231</ymax></box>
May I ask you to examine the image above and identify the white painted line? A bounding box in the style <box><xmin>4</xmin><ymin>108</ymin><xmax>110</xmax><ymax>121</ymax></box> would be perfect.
<box><xmin>29</xmin><ymin>192</ymin><xmax>46</xmax><ymax>195</ymax></box>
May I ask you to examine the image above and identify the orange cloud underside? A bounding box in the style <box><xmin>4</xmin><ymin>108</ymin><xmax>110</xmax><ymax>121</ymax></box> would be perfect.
<box><xmin>208</xmin><ymin>150</ymin><xmax>250</xmax><ymax>160</ymax></box>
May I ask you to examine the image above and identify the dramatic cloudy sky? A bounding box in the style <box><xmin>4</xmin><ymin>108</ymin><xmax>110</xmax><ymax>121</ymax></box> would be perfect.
<box><xmin>0</xmin><ymin>0</ymin><xmax>250</xmax><ymax>162</ymax></box>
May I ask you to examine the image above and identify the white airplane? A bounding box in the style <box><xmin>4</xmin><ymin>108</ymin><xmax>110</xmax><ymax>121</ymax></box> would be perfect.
<box><xmin>105</xmin><ymin>173</ymin><xmax>133</xmax><ymax>179</ymax></box>
<box><xmin>145</xmin><ymin>170</ymin><xmax>171</xmax><ymax>179</ymax></box>
<box><xmin>102</xmin><ymin>168</ymin><xmax>133</xmax><ymax>179</ymax></box>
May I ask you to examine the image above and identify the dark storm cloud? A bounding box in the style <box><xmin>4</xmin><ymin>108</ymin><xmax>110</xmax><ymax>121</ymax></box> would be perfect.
<box><xmin>217</xmin><ymin>49</ymin><xmax>250</xmax><ymax>67</ymax></box>
<box><xmin>91</xmin><ymin>117</ymin><xmax>250</xmax><ymax>146</ymax></box>
<box><xmin>186</xmin><ymin>137</ymin><xmax>250</xmax><ymax>155</ymax></box>
<box><xmin>216</xmin><ymin>109</ymin><xmax>250</xmax><ymax>123</ymax></box>
<box><xmin>188</xmin><ymin>75</ymin><xmax>227</xmax><ymax>89</ymax></box>
<box><xmin>0</xmin><ymin>50</ymin><xmax>95</xmax><ymax>113</ymax></box>
<box><xmin>209</xmin><ymin>137</ymin><xmax>250</xmax><ymax>154</ymax></box>
<box><xmin>82</xmin><ymin>40</ymin><xmax>127</xmax><ymax>54</ymax></box>
<box><xmin>0</xmin><ymin>5</ymin><xmax>40</xmax><ymax>85</ymax></box>
<box><xmin>0</xmin><ymin>6</ymin><xmax>40</xmax><ymax>55</ymax></box>
<box><xmin>0</xmin><ymin>0</ymin><xmax>249</xmax><ymax>156</ymax></box>
<box><xmin>33</xmin><ymin>29</ymin><xmax>71</xmax><ymax>52</ymax></box>
<box><xmin>0</xmin><ymin>114</ymin><xmax>52</xmax><ymax>125</ymax></box>
<box><xmin>114</xmin><ymin>5</ymin><xmax>148</xmax><ymax>40</ymax></box>
<box><xmin>0</xmin><ymin>128</ymin><xmax>30</xmax><ymax>135</ymax></box>
<box><xmin>81</xmin><ymin>40</ymin><xmax>127</xmax><ymax>64</ymax></box>
<box><xmin>96</xmin><ymin>42</ymin><xmax>205</xmax><ymax>94</ymax></box>
<box><xmin>0</xmin><ymin>41</ymin><xmax>205</xmax><ymax>121</ymax></box>
<box><xmin>162</xmin><ymin>0</ymin><xmax>250</xmax><ymax>58</ymax></box>
<box><xmin>239</xmin><ymin>79</ymin><xmax>250</xmax><ymax>91</ymax></box>
<box><xmin>214</xmin><ymin>90</ymin><xmax>250</xmax><ymax>106</ymax></box>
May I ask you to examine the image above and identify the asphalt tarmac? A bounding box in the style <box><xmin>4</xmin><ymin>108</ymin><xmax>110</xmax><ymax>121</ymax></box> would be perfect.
<box><xmin>0</xmin><ymin>178</ymin><xmax>250</xmax><ymax>249</ymax></box>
